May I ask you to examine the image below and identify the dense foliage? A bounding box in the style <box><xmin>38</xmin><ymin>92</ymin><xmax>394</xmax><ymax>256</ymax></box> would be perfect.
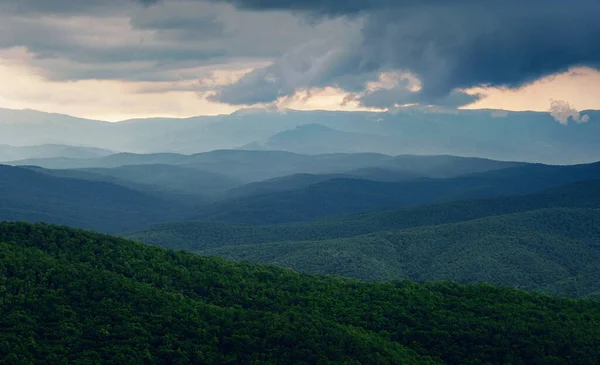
<box><xmin>192</xmin><ymin>163</ymin><xmax>600</xmax><ymax>225</ymax></box>
<box><xmin>127</xmin><ymin>181</ymin><xmax>600</xmax><ymax>297</ymax></box>
<box><xmin>201</xmin><ymin>208</ymin><xmax>600</xmax><ymax>298</ymax></box>
<box><xmin>0</xmin><ymin>165</ymin><xmax>189</xmax><ymax>233</ymax></box>
<box><xmin>5</xmin><ymin>156</ymin><xmax>600</xmax><ymax>233</ymax></box>
<box><xmin>126</xmin><ymin>179</ymin><xmax>600</xmax><ymax>251</ymax></box>
<box><xmin>2</xmin><ymin>222</ymin><xmax>600</xmax><ymax>364</ymax></box>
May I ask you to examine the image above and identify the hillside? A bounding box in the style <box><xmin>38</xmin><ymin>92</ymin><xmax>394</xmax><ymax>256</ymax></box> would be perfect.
<box><xmin>201</xmin><ymin>208</ymin><xmax>600</xmax><ymax>298</ymax></box>
<box><xmin>0</xmin><ymin>165</ymin><xmax>188</xmax><ymax>233</ymax></box>
<box><xmin>126</xmin><ymin>179</ymin><xmax>600</xmax><ymax>251</ymax></box>
<box><xmin>2</xmin><ymin>222</ymin><xmax>600</xmax><ymax>364</ymax></box>
<box><xmin>7</xmin><ymin>152</ymin><xmax>187</xmax><ymax>170</ymax></box>
<box><xmin>221</xmin><ymin>173</ymin><xmax>356</xmax><ymax>200</ymax></box>
<box><xmin>241</xmin><ymin>123</ymin><xmax>402</xmax><ymax>155</ymax></box>
<box><xmin>220</xmin><ymin>158</ymin><xmax>507</xmax><ymax>200</ymax></box>
<box><xmin>192</xmin><ymin>161</ymin><xmax>600</xmax><ymax>224</ymax></box>
<box><xmin>79</xmin><ymin>164</ymin><xmax>243</xmax><ymax>198</ymax></box>
<box><xmin>0</xmin><ymin>144</ymin><xmax>114</xmax><ymax>161</ymax></box>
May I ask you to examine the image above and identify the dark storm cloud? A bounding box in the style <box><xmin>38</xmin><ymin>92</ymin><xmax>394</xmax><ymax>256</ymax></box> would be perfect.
<box><xmin>145</xmin><ymin>0</ymin><xmax>399</xmax><ymax>16</ymax></box>
<box><xmin>0</xmin><ymin>0</ymin><xmax>138</xmax><ymax>15</ymax></box>
<box><xmin>203</xmin><ymin>0</ymin><xmax>600</xmax><ymax>107</ymax></box>
<box><xmin>128</xmin><ymin>2</ymin><xmax>227</xmax><ymax>40</ymax></box>
<box><xmin>4</xmin><ymin>0</ymin><xmax>599</xmax><ymax>109</ymax></box>
<box><xmin>0</xmin><ymin>0</ymin><xmax>353</xmax><ymax>84</ymax></box>
<box><xmin>0</xmin><ymin>0</ymin><xmax>229</xmax><ymax>83</ymax></box>
<box><xmin>0</xmin><ymin>13</ymin><xmax>225</xmax><ymax>82</ymax></box>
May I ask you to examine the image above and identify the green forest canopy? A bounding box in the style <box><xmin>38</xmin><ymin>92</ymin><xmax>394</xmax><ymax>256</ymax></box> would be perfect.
<box><xmin>1</xmin><ymin>222</ymin><xmax>600</xmax><ymax>364</ymax></box>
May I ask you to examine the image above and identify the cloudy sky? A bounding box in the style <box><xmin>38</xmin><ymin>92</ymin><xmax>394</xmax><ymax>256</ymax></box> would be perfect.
<box><xmin>1</xmin><ymin>0</ymin><xmax>599</xmax><ymax>121</ymax></box>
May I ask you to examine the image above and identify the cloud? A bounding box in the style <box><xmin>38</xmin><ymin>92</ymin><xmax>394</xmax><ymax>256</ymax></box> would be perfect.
<box><xmin>209</xmin><ymin>37</ymin><xmax>361</xmax><ymax>104</ymax></box>
<box><xmin>0</xmin><ymin>0</ymin><xmax>354</xmax><ymax>84</ymax></box>
<box><xmin>0</xmin><ymin>0</ymin><xmax>142</xmax><ymax>16</ymax></box>
<box><xmin>169</xmin><ymin>0</ymin><xmax>391</xmax><ymax>16</ymax></box>
<box><xmin>549</xmin><ymin>99</ymin><xmax>590</xmax><ymax>125</ymax></box>
<box><xmin>0</xmin><ymin>59</ymin><xmax>240</xmax><ymax>121</ymax></box>
<box><xmin>203</xmin><ymin>0</ymin><xmax>600</xmax><ymax>107</ymax></box>
<box><xmin>3</xmin><ymin>0</ymin><xmax>600</xmax><ymax>113</ymax></box>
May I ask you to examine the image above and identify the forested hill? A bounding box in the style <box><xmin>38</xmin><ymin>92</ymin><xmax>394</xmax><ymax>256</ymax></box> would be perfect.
<box><xmin>2</xmin><ymin>222</ymin><xmax>600</xmax><ymax>364</ymax></box>
<box><xmin>192</xmin><ymin>161</ymin><xmax>600</xmax><ymax>225</ymax></box>
<box><xmin>0</xmin><ymin>164</ymin><xmax>190</xmax><ymax>233</ymax></box>
<box><xmin>202</xmin><ymin>208</ymin><xmax>600</xmax><ymax>298</ymax></box>
<box><xmin>126</xmin><ymin>179</ymin><xmax>600</xmax><ymax>252</ymax></box>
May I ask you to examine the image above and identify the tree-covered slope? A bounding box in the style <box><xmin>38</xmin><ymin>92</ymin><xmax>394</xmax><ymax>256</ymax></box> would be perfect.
<box><xmin>126</xmin><ymin>179</ymin><xmax>600</xmax><ymax>251</ymax></box>
<box><xmin>82</xmin><ymin>164</ymin><xmax>243</xmax><ymax>197</ymax></box>
<box><xmin>28</xmin><ymin>164</ymin><xmax>242</xmax><ymax>199</ymax></box>
<box><xmin>2</xmin><ymin>222</ymin><xmax>600</xmax><ymax>364</ymax></box>
<box><xmin>193</xmin><ymin>162</ymin><xmax>600</xmax><ymax>225</ymax></box>
<box><xmin>202</xmin><ymin>208</ymin><xmax>600</xmax><ymax>298</ymax></box>
<box><xmin>0</xmin><ymin>165</ymin><xmax>189</xmax><ymax>233</ymax></box>
<box><xmin>23</xmin><ymin>165</ymin><xmax>210</xmax><ymax>206</ymax></box>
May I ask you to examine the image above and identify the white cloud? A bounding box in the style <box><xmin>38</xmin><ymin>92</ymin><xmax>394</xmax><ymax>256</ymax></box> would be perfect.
<box><xmin>549</xmin><ymin>99</ymin><xmax>590</xmax><ymax>125</ymax></box>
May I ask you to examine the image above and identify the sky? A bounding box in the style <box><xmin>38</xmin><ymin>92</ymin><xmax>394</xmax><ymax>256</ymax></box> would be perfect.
<box><xmin>0</xmin><ymin>0</ymin><xmax>599</xmax><ymax>121</ymax></box>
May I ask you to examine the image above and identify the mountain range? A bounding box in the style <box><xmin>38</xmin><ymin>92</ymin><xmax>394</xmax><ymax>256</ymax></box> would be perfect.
<box><xmin>2</xmin><ymin>107</ymin><xmax>600</xmax><ymax>164</ymax></box>
<box><xmin>8</xmin><ymin>150</ymin><xmax>524</xmax><ymax>184</ymax></box>
<box><xmin>3</xmin><ymin>109</ymin><xmax>600</xmax><ymax>362</ymax></box>
<box><xmin>127</xmin><ymin>179</ymin><xmax>600</xmax><ymax>298</ymax></box>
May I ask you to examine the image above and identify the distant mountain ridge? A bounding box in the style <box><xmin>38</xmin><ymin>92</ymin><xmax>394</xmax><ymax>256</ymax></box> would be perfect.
<box><xmin>2</xmin><ymin>107</ymin><xmax>600</xmax><ymax>163</ymax></box>
<box><xmin>241</xmin><ymin>123</ymin><xmax>402</xmax><ymax>155</ymax></box>
<box><xmin>190</xmin><ymin>160</ymin><xmax>600</xmax><ymax>224</ymax></box>
<box><xmin>7</xmin><ymin>150</ymin><xmax>524</xmax><ymax>183</ymax></box>
<box><xmin>0</xmin><ymin>144</ymin><xmax>114</xmax><ymax>161</ymax></box>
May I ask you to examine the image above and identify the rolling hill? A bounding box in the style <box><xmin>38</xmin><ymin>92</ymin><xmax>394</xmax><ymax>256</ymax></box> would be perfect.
<box><xmin>190</xmin><ymin>161</ymin><xmax>600</xmax><ymax>225</ymax></box>
<box><xmin>201</xmin><ymin>207</ymin><xmax>600</xmax><ymax>298</ymax></box>
<box><xmin>2</xmin><ymin>222</ymin><xmax>600</xmax><ymax>364</ymax></box>
<box><xmin>23</xmin><ymin>165</ymin><xmax>231</xmax><ymax>204</ymax></box>
<box><xmin>126</xmin><ymin>179</ymin><xmax>600</xmax><ymax>252</ymax></box>
<box><xmin>241</xmin><ymin>123</ymin><xmax>402</xmax><ymax>155</ymax></box>
<box><xmin>77</xmin><ymin>164</ymin><xmax>243</xmax><ymax>198</ymax></box>
<box><xmin>6</xmin><ymin>152</ymin><xmax>188</xmax><ymax>170</ymax></box>
<box><xmin>0</xmin><ymin>164</ymin><xmax>190</xmax><ymax>233</ymax></box>
<box><xmin>219</xmin><ymin>154</ymin><xmax>525</xmax><ymax>200</ymax></box>
<box><xmin>7</xmin><ymin>150</ymin><xmax>524</xmax><ymax>183</ymax></box>
<box><xmin>0</xmin><ymin>144</ymin><xmax>114</xmax><ymax>161</ymax></box>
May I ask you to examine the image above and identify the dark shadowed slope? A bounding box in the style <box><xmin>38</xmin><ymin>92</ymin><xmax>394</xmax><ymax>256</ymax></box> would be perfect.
<box><xmin>126</xmin><ymin>179</ymin><xmax>600</xmax><ymax>252</ymax></box>
<box><xmin>79</xmin><ymin>164</ymin><xmax>243</xmax><ymax>197</ymax></box>
<box><xmin>220</xmin><ymin>173</ymin><xmax>357</xmax><ymax>200</ymax></box>
<box><xmin>191</xmin><ymin>161</ymin><xmax>600</xmax><ymax>224</ymax></box>
<box><xmin>2</xmin><ymin>222</ymin><xmax>600</xmax><ymax>364</ymax></box>
<box><xmin>0</xmin><ymin>165</ymin><xmax>189</xmax><ymax>233</ymax></box>
<box><xmin>202</xmin><ymin>208</ymin><xmax>600</xmax><ymax>298</ymax></box>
